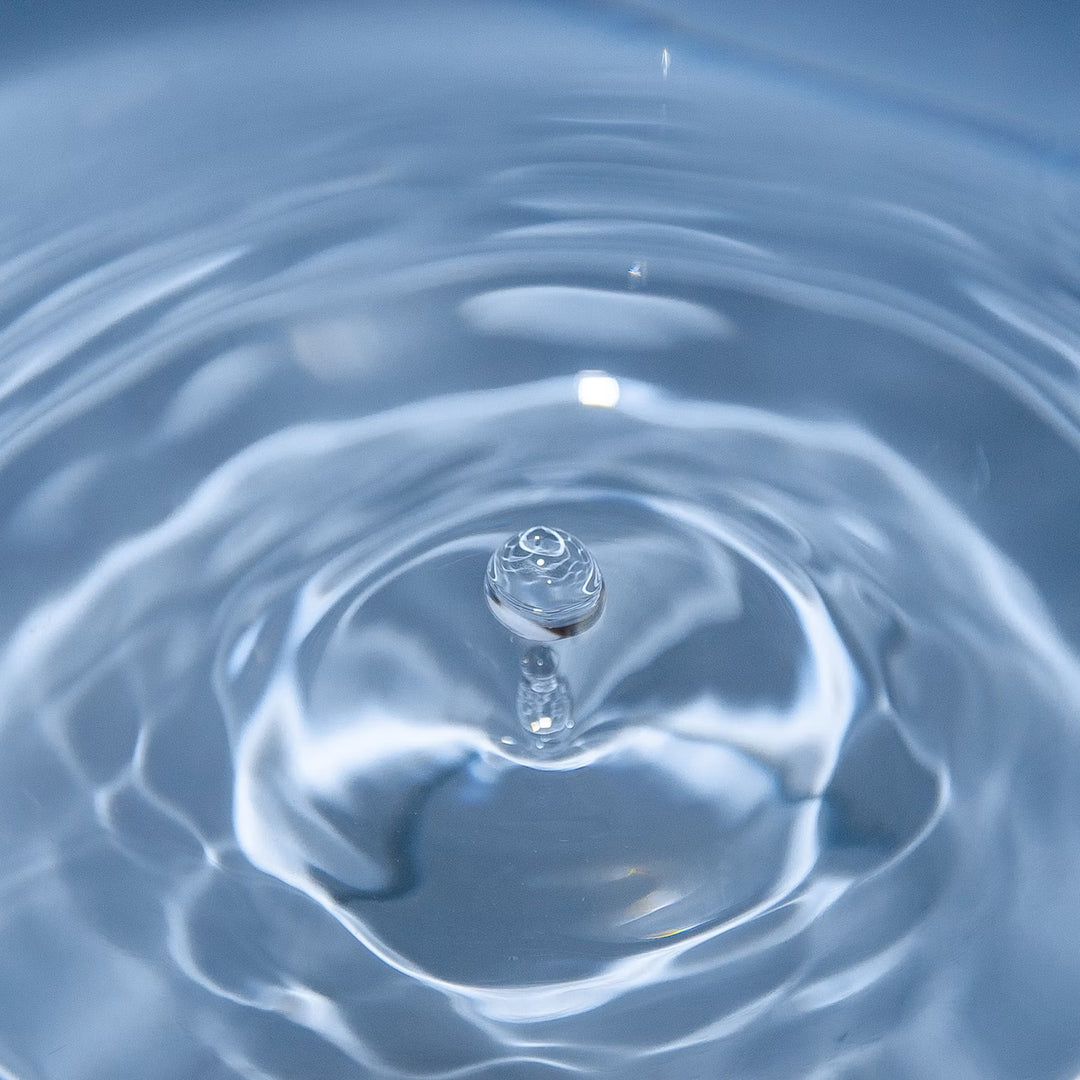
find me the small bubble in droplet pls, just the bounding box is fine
[486,525,604,640]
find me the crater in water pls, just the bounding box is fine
[2,5,1080,1079]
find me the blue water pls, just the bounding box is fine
[2,4,1080,1078]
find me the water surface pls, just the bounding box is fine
[2,4,1080,1078]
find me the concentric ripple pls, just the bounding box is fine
[3,367,1078,1076]
[2,4,1080,1079]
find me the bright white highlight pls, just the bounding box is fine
[576,371,621,408]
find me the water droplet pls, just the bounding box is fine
[486,526,604,640]
[521,643,558,683]
[517,645,573,737]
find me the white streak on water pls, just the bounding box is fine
[0,246,245,403]
[460,286,733,348]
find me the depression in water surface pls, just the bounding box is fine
[2,4,1080,1079]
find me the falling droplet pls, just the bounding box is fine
[486,526,604,641]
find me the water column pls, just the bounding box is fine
[485,526,604,742]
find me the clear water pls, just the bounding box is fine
[486,525,604,639]
[2,4,1080,1078]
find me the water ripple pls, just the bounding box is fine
[2,5,1080,1077]
[1,368,1075,1075]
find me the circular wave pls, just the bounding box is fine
[3,5,1080,1078]
[4,371,1077,1076]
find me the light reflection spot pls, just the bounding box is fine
[576,371,621,408]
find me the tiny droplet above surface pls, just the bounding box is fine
[485,525,604,640]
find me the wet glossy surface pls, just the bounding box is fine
[2,4,1080,1077]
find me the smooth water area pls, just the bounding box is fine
[2,4,1080,1078]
